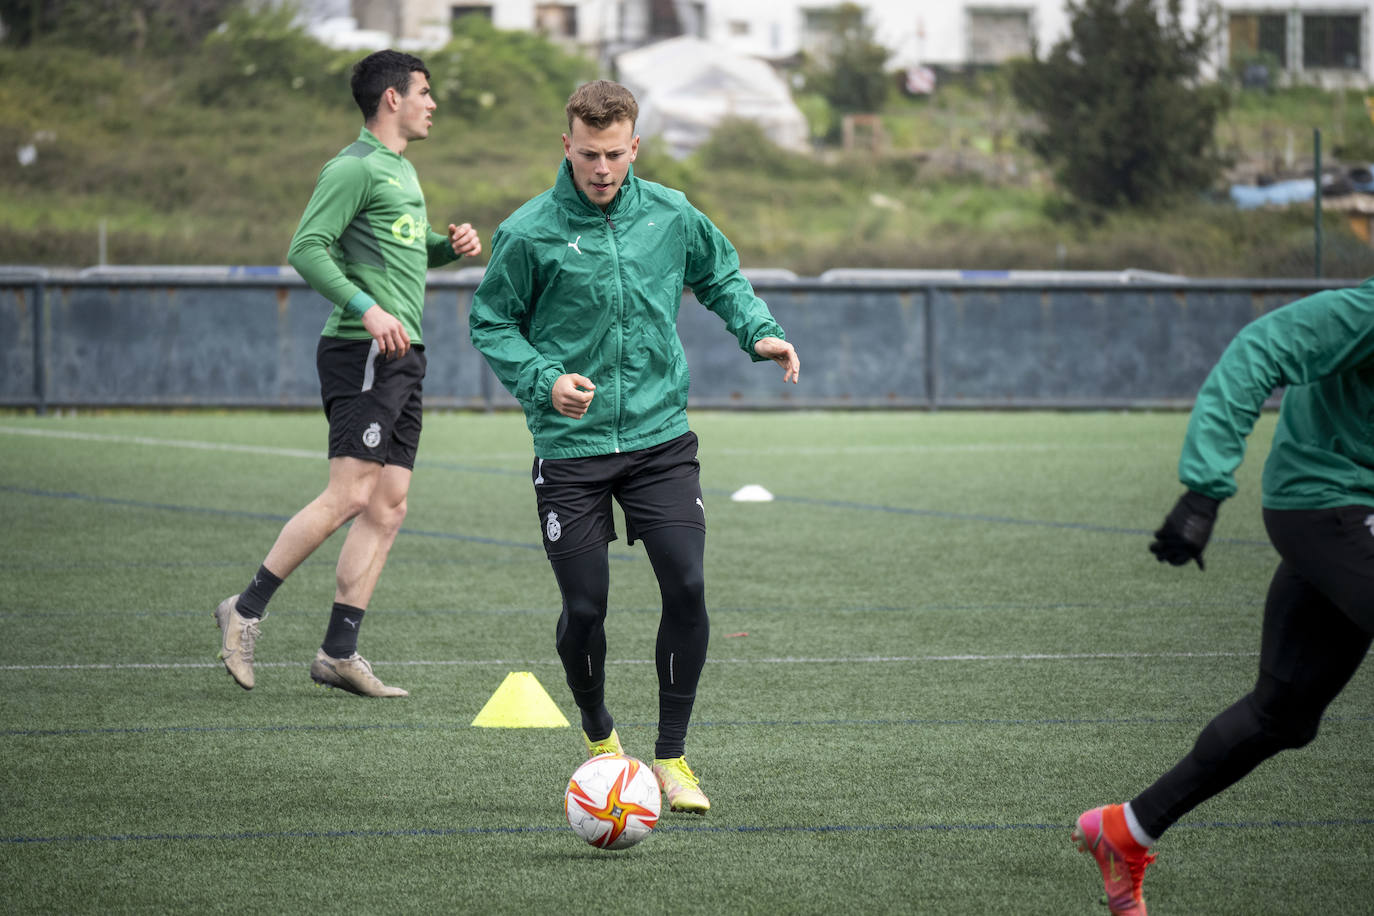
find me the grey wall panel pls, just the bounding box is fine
[414,284,516,409]
[0,285,36,404]
[39,284,319,406]
[932,287,1291,406]
[0,272,1353,410]
[682,287,929,407]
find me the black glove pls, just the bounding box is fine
[1149,490,1220,570]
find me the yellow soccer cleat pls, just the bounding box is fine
[652,756,710,814]
[582,728,623,758]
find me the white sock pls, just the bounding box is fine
[1122,802,1156,848]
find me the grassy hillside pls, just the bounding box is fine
[4,23,1374,278]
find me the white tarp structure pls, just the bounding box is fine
[615,36,809,160]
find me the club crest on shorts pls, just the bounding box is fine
[362,422,382,449]
[1365,514,1374,537]
[545,510,562,542]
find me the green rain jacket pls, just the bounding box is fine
[470,160,786,459]
[1179,278,1374,509]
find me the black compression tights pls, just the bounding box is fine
[1130,544,1373,839]
[551,526,709,759]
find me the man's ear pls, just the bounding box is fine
[382,86,401,113]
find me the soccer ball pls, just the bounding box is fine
[564,754,661,850]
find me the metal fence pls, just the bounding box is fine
[0,266,1356,413]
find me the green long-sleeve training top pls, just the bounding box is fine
[287,127,459,344]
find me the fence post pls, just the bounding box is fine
[923,284,938,411]
[31,279,47,416]
[1314,127,1323,280]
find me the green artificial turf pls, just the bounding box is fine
[1,410,1369,913]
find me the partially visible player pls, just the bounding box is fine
[469,80,798,813]
[1073,278,1374,914]
[213,49,481,696]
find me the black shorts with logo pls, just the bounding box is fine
[533,431,705,560]
[317,337,425,470]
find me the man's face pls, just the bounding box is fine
[563,117,638,209]
[396,72,435,141]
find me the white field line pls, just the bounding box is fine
[710,442,1170,456]
[0,425,1166,460]
[0,650,1257,673]
[0,426,322,460]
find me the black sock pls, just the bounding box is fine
[578,702,615,743]
[321,603,365,658]
[236,565,283,619]
[654,691,696,759]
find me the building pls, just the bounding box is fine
[329,1,1372,87]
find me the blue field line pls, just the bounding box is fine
[1,480,1269,547]
[0,484,543,553]
[7,714,1369,740]
[0,597,1253,621]
[0,484,644,559]
[5,817,1371,846]
[763,491,1270,547]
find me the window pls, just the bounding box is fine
[450,5,493,24]
[729,19,750,37]
[1303,14,1361,69]
[649,0,682,38]
[535,4,578,38]
[967,9,1032,65]
[1228,12,1287,68]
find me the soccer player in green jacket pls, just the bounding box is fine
[214,50,481,697]
[469,80,799,813]
[1073,279,1374,914]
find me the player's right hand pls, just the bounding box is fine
[361,305,410,358]
[1149,490,1220,570]
[552,373,595,419]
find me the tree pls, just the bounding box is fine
[1009,0,1228,210]
[801,3,891,114]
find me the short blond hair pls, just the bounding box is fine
[565,80,638,132]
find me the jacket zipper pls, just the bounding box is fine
[605,211,622,453]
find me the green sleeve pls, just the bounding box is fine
[469,229,565,412]
[286,157,376,316]
[683,204,785,359]
[426,227,461,268]
[1179,283,1374,499]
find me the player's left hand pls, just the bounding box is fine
[448,222,481,258]
[754,336,799,383]
[1149,490,1220,570]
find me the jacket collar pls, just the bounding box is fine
[554,157,636,219]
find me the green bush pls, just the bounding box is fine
[192,4,354,107]
[0,0,237,55]
[693,118,827,180]
[423,16,595,126]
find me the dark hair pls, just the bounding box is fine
[351,49,430,121]
[565,80,638,132]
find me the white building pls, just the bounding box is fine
[331,1,1371,86]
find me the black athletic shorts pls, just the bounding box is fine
[316,337,425,470]
[532,431,705,559]
[1263,504,1374,633]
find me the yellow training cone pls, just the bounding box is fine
[471,671,571,728]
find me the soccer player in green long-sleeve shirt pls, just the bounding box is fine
[1072,278,1374,914]
[213,50,481,697]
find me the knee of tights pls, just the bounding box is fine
[1249,689,1322,750]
